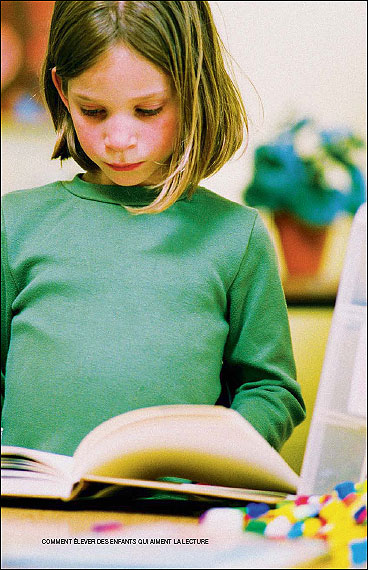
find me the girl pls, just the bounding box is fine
[1,1,305,456]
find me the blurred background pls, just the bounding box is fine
[1,1,367,472]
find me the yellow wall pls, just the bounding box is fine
[281,307,333,474]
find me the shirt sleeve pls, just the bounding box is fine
[221,212,306,451]
[1,206,18,409]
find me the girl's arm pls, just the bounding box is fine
[1,206,18,408]
[221,213,306,451]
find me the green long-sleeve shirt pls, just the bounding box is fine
[1,174,305,455]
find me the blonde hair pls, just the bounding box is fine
[41,1,248,214]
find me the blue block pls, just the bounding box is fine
[288,521,304,538]
[334,481,355,500]
[350,538,367,565]
[246,502,270,518]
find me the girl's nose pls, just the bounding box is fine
[104,117,138,151]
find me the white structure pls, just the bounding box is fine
[299,203,367,494]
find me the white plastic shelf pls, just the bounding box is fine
[298,203,367,495]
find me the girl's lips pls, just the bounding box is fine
[106,162,144,171]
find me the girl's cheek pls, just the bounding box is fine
[155,115,179,150]
[74,121,99,149]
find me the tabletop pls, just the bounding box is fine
[1,501,333,569]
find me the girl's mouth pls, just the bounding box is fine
[106,162,144,171]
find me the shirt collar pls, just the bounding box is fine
[61,174,181,207]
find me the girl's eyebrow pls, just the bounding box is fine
[73,90,170,103]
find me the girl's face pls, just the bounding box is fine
[52,43,179,186]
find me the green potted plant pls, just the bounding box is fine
[243,118,366,276]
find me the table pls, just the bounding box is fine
[1,501,333,569]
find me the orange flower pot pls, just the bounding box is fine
[274,212,328,276]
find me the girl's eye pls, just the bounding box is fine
[81,108,105,117]
[136,107,163,117]
[80,107,163,118]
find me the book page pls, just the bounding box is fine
[1,472,73,499]
[73,405,299,494]
[1,446,74,498]
[1,446,73,475]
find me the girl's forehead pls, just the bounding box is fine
[68,43,173,101]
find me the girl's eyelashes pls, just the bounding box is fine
[80,107,163,118]
[136,106,163,117]
[81,108,104,117]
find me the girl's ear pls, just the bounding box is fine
[51,67,69,110]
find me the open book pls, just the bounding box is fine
[1,405,299,504]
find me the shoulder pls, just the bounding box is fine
[187,185,271,244]
[1,180,74,249]
[1,180,68,216]
[2,180,66,210]
[192,185,257,218]
[180,186,275,278]
[190,189,281,284]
